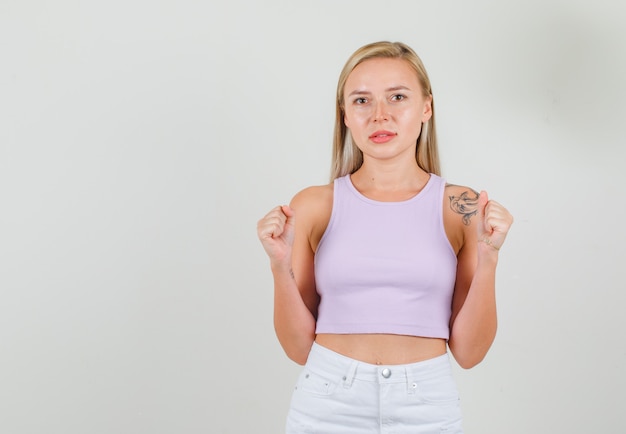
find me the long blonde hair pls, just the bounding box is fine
[330,41,440,180]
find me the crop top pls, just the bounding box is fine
[314,174,458,339]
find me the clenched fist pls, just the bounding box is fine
[476,191,513,251]
[257,205,296,266]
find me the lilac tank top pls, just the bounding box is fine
[314,174,458,339]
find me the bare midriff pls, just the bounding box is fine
[315,333,447,365]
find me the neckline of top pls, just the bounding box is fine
[344,173,436,205]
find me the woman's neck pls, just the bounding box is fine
[350,162,430,201]
[353,160,428,188]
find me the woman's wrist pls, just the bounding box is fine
[476,241,499,264]
[270,259,294,276]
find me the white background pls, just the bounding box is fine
[1,1,625,433]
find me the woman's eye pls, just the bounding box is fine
[391,94,406,101]
[354,97,368,104]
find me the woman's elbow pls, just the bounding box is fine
[449,341,490,369]
[454,353,485,369]
[276,332,314,365]
[285,349,309,365]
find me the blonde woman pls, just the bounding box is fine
[257,41,513,434]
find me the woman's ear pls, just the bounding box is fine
[422,95,433,122]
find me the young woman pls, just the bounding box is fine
[257,41,513,434]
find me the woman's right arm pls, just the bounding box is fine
[257,187,327,365]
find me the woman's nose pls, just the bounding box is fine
[373,101,389,122]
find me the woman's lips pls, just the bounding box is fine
[369,130,397,144]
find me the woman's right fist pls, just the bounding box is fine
[257,205,295,264]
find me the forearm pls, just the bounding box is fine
[449,247,498,369]
[271,264,317,365]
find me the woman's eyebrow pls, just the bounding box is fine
[386,85,412,92]
[347,85,412,97]
[347,89,371,97]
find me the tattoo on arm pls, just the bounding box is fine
[448,188,480,226]
[289,268,295,280]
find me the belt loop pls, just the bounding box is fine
[343,361,358,389]
[405,366,417,395]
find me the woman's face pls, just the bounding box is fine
[343,57,432,162]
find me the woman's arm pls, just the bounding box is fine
[446,189,513,369]
[257,187,330,365]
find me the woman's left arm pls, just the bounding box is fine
[448,190,513,369]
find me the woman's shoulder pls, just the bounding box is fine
[290,183,334,248]
[443,182,480,253]
[444,182,480,225]
[444,182,478,196]
[290,182,334,209]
